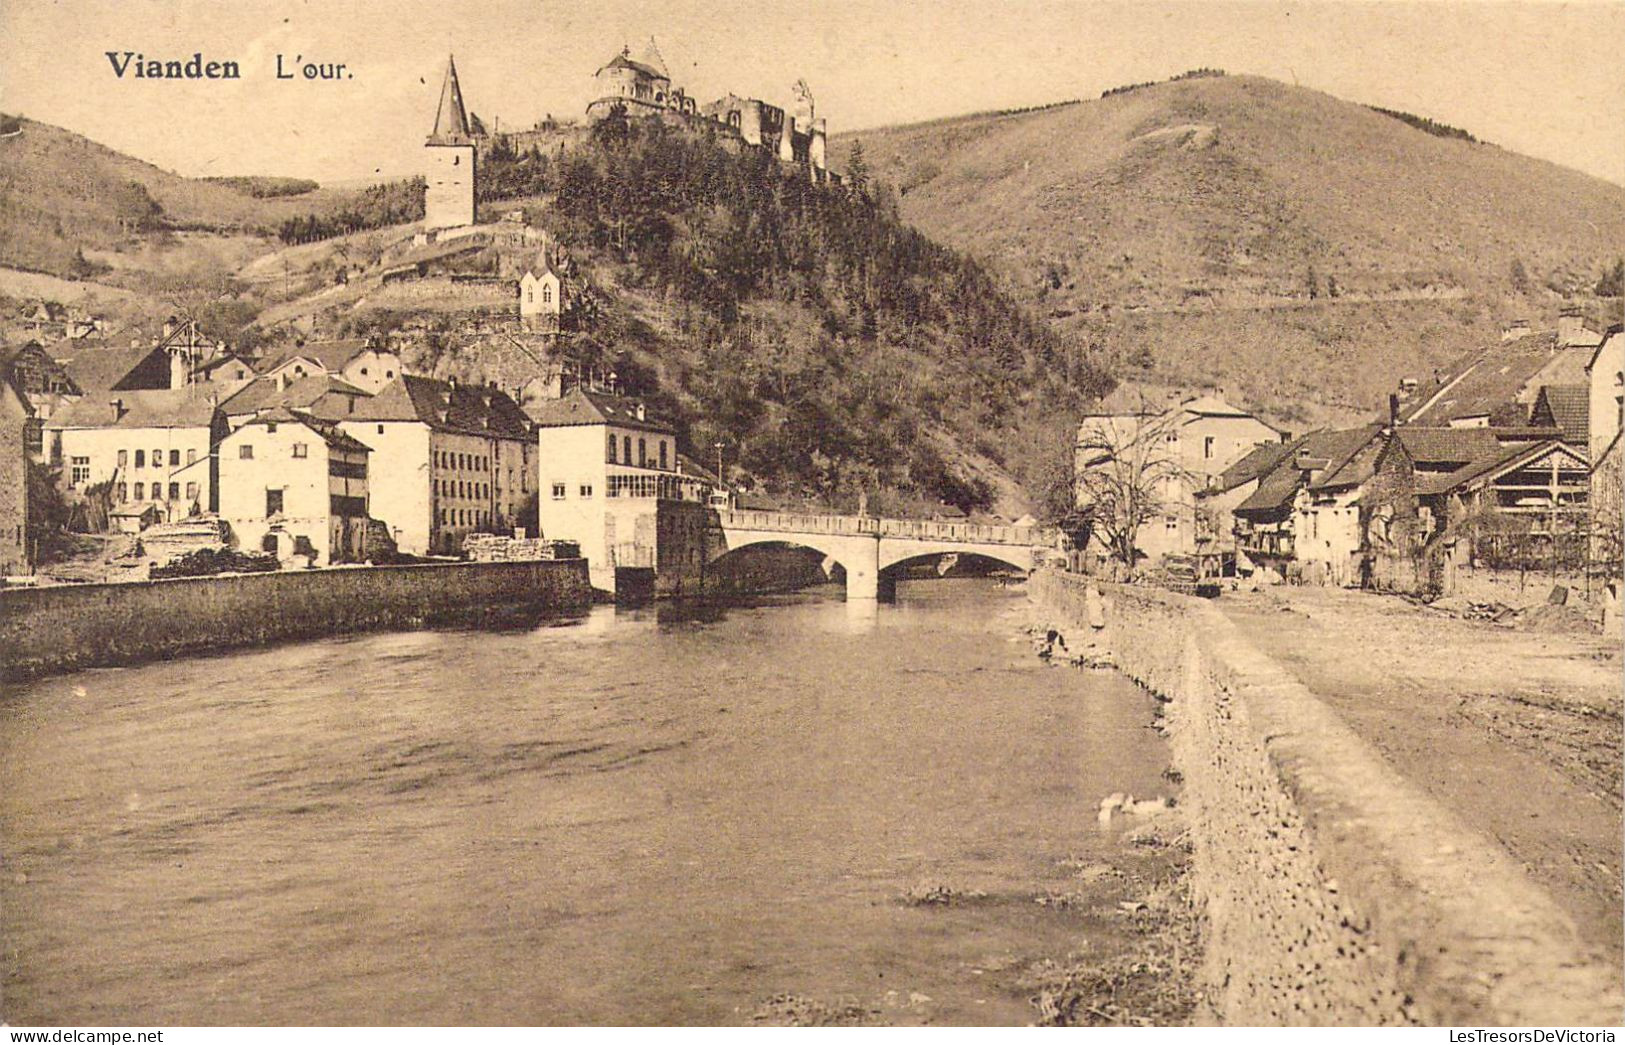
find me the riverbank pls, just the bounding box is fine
[1029,570,1623,1026]
[0,559,592,681]
[1219,584,1623,960]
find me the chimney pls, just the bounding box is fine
[1557,306,1585,347]
[1502,318,1532,342]
[110,398,126,423]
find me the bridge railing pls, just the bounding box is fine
[718,510,1043,547]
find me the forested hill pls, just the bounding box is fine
[480,117,1109,517]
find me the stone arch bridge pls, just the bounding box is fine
[712,510,1048,600]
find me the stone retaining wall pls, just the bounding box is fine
[0,559,593,682]
[1030,569,1622,1026]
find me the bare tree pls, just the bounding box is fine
[1074,402,1195,567]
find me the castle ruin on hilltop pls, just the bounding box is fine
[422,40,841,231]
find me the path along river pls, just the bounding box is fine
[1,578,1172,1025]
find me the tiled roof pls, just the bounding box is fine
[347,375,531,439]
[1401,333,1555,427]
[528,387,674,434]
[236,408,372,454]
[1392,427,1503,467]
[47,385,221,430]
[54,344,157,392]
[1416,439,1581,497]
[1306,425,1384,490]
[1234,426,1382,513]
[1213,438,1301,493]
[259,339,376,374]
[1529,384,1590,445]
[220,374,366,417]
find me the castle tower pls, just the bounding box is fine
[810,117,827,177]
[424,55,476,230]
[778,114,796,163]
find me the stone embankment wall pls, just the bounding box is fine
[1030,569,1622,1026]
[0,559,592,681]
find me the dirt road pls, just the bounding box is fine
[1218,585,1622,959]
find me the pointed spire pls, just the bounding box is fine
[427,55,472,145]
[637,36,669,79]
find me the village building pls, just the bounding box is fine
[1075,392,1282,566]
[1400,312,1603,432]
[1587,326,1623,464]
[217,409,371,565]
[255,339,404,396]
[530,387,710,593]
[333,375,535,556]
[518,255,564,331]
[1,340,82,458]
[219,372,371,428]
[424,56,477,231]
[43,384,228,524]
[0,379,30,574]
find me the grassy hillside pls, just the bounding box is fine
[839,74,1625,422]
[0,117,362,278]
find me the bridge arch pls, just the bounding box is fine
[877,543,1034,576]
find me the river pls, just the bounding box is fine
[0,578,1173,1026]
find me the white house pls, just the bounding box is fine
[530,387,708,592]
[518,258,563,331]
[1076,392,1283,565]
[217,408,371,566]
[43,385,227,522]
[335,375,535,556]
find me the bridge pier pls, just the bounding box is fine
[842,535,882,601]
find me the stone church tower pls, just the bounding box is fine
[424,56,476,230]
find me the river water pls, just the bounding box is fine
[1,579,1171,1026]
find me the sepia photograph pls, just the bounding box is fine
[0,0,1621,1031]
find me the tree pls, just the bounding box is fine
[1510,256,1531,294]
[1595,257,1624,298]
[1073,404,1194,567]
[847,140,869,194]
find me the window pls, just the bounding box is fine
[239,445,254,459]
[292,443,308,459]
[659,441,668,469]
[185,482,198,500]
[607,434,617,462]
[638,437,647,467]
[1204,436,1215,460]
[69,456,90,486]
[266,489,284,517]
[152,448,162,465]
[169,450,180,467]
[135,449,145,468]
[116,482,127,502]
[186,449,196,465]
[117,449,128,468]
[552,482,567,500]
[526,288,533,304]
[266,422,278,434]
[580,483,594,498]
[168,482,180,500]
[624,435,632,463]
[377,425,385,435]
[542,285,553,304]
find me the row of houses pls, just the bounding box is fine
[1076,312,1624,586]
[2,317,717,585]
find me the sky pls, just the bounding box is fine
[2,0,1622,185]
